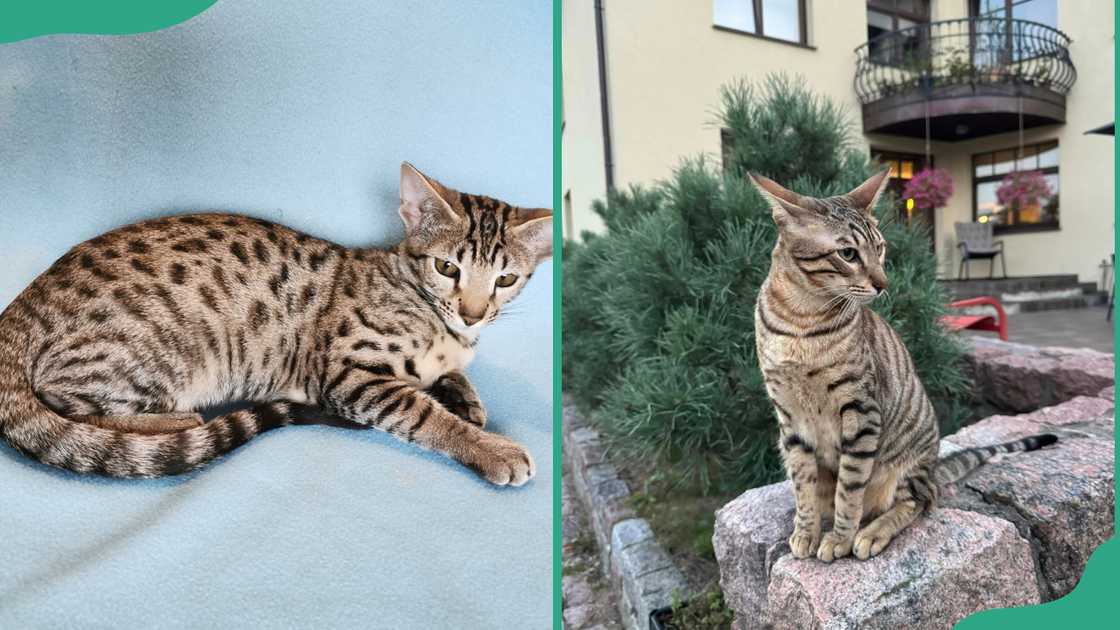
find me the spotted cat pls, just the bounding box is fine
[0,163,550,485]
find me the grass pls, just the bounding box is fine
[655,587,734,630]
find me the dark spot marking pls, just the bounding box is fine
[212,266,232,297]
[229,242,249,265]
[301,283,317,306]
[250,300,270,331]
[206,229,225,241]
[130,258,156,277]
[172,238,208,254]
[309,250,328,271]
[127,240,149,254]
[253,239,270,264]
[269,263,290,297]
[198,286,220,312]
[170,263,188,285]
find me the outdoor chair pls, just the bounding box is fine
[941,296,1008,341]
[955,222,1006,280]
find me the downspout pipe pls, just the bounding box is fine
[594,0,615,191]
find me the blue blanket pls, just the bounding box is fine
[0,272,553,629]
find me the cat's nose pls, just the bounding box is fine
[870,272,888,293]
[459,308,485,326]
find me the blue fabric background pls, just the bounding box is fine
[0,1,552,627]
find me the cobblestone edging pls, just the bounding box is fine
[563,398,690,630]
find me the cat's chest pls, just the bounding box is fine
[758,342,847,470]
[412,334,475,388]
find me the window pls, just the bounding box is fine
[973,140,1059,234]
[970,0,1058,65]
[866,0,930,65]
[713,0,807,45]
[972,0,1057,29]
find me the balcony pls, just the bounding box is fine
[854,17,1076,141]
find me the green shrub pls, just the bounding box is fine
[563,74,971,492]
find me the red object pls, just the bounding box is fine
[941,296,1008,341]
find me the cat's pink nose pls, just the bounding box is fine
[459,308,484,326]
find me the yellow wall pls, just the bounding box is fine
[561,0,608,238]
[562,0,1115,282]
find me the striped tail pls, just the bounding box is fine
[934,433,1058,486]
[0,328,295,478]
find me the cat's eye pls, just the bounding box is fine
[434,258,460,278]
[838,248,859,263]
[495,273,519,288]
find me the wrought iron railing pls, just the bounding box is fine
[854,17,1076,104]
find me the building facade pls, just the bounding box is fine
[562,0,1114,284]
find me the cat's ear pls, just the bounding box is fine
[509,207,553,264]
[748,173,815,229]
[846,167,892,219]
[399,162,463,232]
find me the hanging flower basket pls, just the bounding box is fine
[996,169,1052,209]
[902,167,954,210]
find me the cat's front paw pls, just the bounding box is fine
[459,404,487,428]
[816,531,854,563]
[853,524,893,560]
[788,526,820,559]
[467,432,535,487]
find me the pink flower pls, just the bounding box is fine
[902,168,954,209]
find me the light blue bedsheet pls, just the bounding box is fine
[0,0,552,626]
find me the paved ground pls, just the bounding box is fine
[562,470,624,630]
[967,306,1114,354]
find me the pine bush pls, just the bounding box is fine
[563,74,971,492]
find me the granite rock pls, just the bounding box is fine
[765,509,1039,630]
[965,338,1114,412]
[713,482,796,627]
[714,394,1114,628]
[945,397,1115,599]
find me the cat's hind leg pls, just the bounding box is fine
[71,412,204,434]
[852,464,937,560]
[38,389,204,434]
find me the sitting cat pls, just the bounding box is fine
[0,162,550,486]
[750,169,1055,561]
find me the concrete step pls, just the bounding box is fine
[1014,294,1105,313]
[941,275,1081,300]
